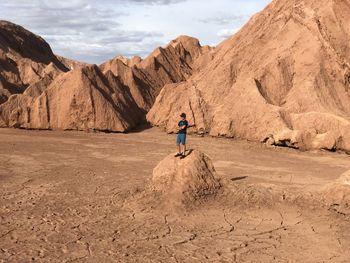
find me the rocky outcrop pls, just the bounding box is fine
[56,55,89,71]
[149,150,221,207]
[0,20,69,103]
[147,0,350,152]
[0,21,212,132]
[321,170,350,214]
[0,65,143,131]
[100,35,213,112]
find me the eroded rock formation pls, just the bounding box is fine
[0,21,69,104]
[0,19,211,132]
[147,0,350,152]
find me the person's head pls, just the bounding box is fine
[180,113,186,120]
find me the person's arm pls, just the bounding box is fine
[179,121,188,130]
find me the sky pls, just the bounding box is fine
[0,0,271,64]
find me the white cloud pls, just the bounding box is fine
[217,28,239,38]
[0,0,271,63]
[0,0,166,63]
[199,13,249,25]
[121,0,186,4]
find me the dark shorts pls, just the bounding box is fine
[176,133,186,145]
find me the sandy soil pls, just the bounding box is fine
[0,128,349,263]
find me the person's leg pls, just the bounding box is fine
[180,135,187,158]
[183,134,187,155]
[182,134,186,154]
[175,135,182,157]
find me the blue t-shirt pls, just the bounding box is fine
[178,120,188,134]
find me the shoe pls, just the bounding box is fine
[174,153,182,157]
[180,154,186,159]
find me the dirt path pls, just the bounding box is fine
[0,128,349,262]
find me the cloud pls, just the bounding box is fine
[199,13,249,25]
[0,0,186,7]
[0,0,167,63]
[217,28,239,38]
[122,0,186,4]
[0,0,269,63]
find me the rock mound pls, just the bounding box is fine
[322,171,350,212]
[147,0,350,153]
[149,150,221,207]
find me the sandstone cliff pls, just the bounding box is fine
[100,35,213,111]
[147,0,350,152]
[0,20,68,104]
[0,20,210,132]
[0,65,144,131]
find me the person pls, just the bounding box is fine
[175,113,189,159]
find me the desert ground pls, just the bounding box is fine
[0,128,350,263]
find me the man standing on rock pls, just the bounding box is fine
[175,113,189,159]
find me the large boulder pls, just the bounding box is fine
[149,150,221,207]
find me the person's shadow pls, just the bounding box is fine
[182,150,248,182]
[184,149,194,157]
[230,176,248,182]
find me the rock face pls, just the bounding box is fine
[0,20,211,132]
[56,55,89,71]
[0,65,143,131]
[150,150,221,206]
[0,20,68,104]
[147,0,350,152]
[100,36,212,112]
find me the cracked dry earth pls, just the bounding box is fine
[1,128,350,263]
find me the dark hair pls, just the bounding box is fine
[180,113,186,118]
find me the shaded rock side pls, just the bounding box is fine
[0,20,69,103]
[100,35,213,112]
